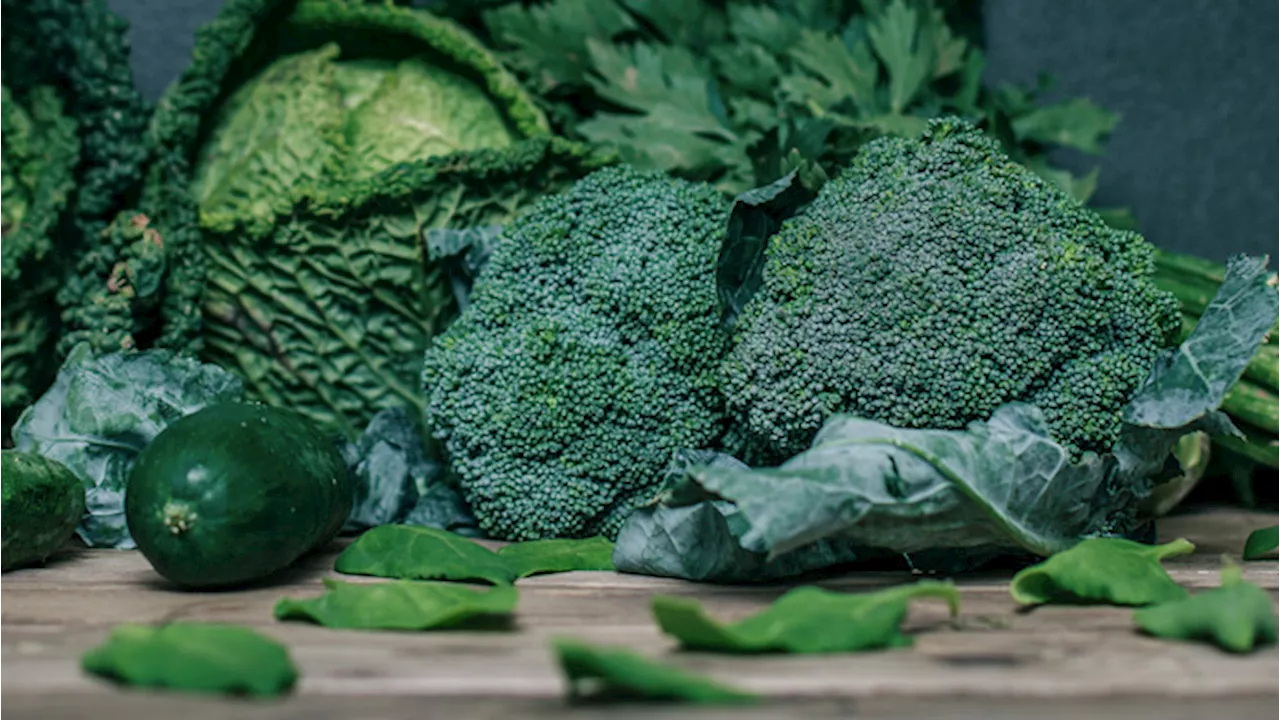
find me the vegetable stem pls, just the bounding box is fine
[1220,383,1279,435]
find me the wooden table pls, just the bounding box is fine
[3,506,1277,719]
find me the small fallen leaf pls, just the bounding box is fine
[1134,563,1278,653]
[653,581,959,653]
[552,638,756,704]
[81,622,297,697]
[274,579,518,630]
[335,525,614,584]
[1243,525,1278,561]
[1010,538,1194,607]
[497,536,616,579]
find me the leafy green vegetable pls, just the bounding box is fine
[1,0,149,431]
[274,578,517,630]
[1010,538,1193,607]
[339,405,477,536]
[613,254,1277,582]
[81,623,297,697]
[653,582,959,654]
[1243,525,1279,561]
[335,525,614,584]
[10,344,244,548]
[473,0,1119,199]
[58,0,611,439]
[552,638,757,704]
[1133,563,1278,653]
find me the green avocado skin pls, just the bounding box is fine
[2,451,86,572]
[125,402,352,589]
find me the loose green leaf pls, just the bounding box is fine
[10,344,244,548]
[1243,525,1279,560]
[81,623,297,697]
[1134,564,1278,653]
[274,579,517,630]
[552,638,756,704]
[653,581,959,653]
[1010,538,1194,607]
[1009,97,1119,155]
[497,536,616,579]
[335,524,614,584]
[865,0,935,113]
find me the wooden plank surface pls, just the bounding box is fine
[2,505,1277,719]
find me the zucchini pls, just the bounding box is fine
[125,403,351,588]
[2,450,86,572]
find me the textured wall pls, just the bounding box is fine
[107,0,1278,259]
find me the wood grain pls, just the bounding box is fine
[2,505,1277,719]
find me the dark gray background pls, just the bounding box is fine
[107,0,1278,260]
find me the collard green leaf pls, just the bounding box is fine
[1133,563,1278,653]
[613,256,1277,582]
[653,581,958,654]
[11,344,244,549]
[716,171,819,325]
[81,623,297,697]
[497,536,616,579]
[339,405,477,535]
[1010,538,1193,607]
[274,578,517,630]
[552,638,757,704]
[1243,525,1279,561]
[335,524,614,584]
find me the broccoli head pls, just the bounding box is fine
[722,117,1182,464]
[422,166,731,541]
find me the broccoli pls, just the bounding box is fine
[422,166,731,541]
[721,117,1183,464]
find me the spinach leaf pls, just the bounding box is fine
[335,525,614,584]
[11,344,244,548]
[653,581,958,653]
[340,406,477,536]
[1243,525,1279,561]
[274,579,517,630]
[613,256,1277,582]
[1010,538,1193,607]
[1133,563,1278,653]
[81,622,296,697]
[552,638,757,704]
[497,536,616,579]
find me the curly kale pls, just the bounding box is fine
[1,0,149,428]
[422,166,732,540]
[56,0,610,437]
[722,117,1182,464]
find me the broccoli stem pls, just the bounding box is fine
[1211,429,1279,470]
[1153,247,1227,286]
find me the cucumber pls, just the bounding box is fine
[2,451,86,572]
[125,402,351,588]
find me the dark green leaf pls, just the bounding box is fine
[81,623,297,697]
[339,406,477,535]
[786,29,879,114]
[11,344,244,549]
[497,536,616,579]
[1124,255,1280,429]
[274,579,517,630]
[424,225,504,313]
[553,638,757,704]
[717,171,819,325]
[1133,564,1278,652]
[483,0,638,92]
[653,581,958,653]
[1010,538,1194,607]
[1009,97,1119,155]
[335,525,614,584]
[1243,525,1279,561]
[865,0,934,113]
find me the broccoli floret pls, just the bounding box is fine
[422,166,731,540]
[722,117,1182,464]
